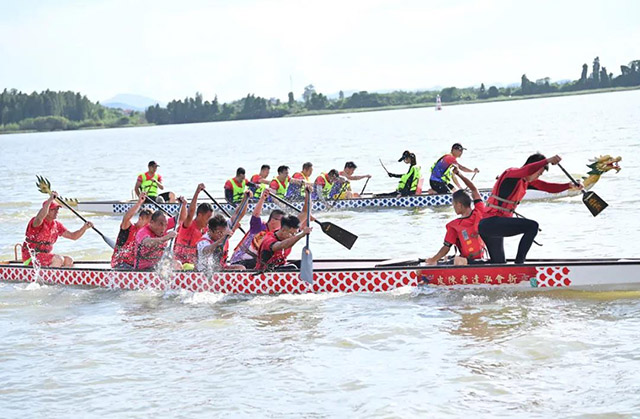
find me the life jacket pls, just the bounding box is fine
[318,173,334,199]
[485,170,527,217]
[233,228,269,260]
[197,234,229,271]
[272,177,289,198]
[227,178,247,203]
[289,172,310,197]
[174,221,206,265]
[135,225,168,270]
[430,155,455,183]
[398,165,421,193]
[256,231,292,270]
[139,172,160,197]
[110,224,141,267]
[449,219,485,259]
[22,218,66,262]
[250,174,267,197]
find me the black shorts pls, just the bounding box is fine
[429,180,452,194]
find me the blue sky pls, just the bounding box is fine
[0,0,638,103]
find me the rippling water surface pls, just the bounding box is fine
[1,90,640,417]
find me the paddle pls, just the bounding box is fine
[269,193,358,250]
[201,189,247,234]
[300,191,313,284]
[557,163,608,216]
[360,177,371,195]
[143,195,173,217]
[36,176,116,249]
[379,158,391,175]
[219,191,251,253]
[157,201,184,273]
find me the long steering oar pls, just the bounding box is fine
[270,193,357,250]
[557,163,608,216]
[36,176,115,249]
[201,189,247,234]
[300,191,313,284]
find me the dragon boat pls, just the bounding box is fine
[54,156,621,215]
[1,258,639,294]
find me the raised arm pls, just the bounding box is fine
[121,193,147,229]
[252,188,269,217]
[453,168,480,201]
[33,192,58,228]
[184,184,205,228]
[271,226,312,252]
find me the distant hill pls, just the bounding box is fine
[102,94,164,111]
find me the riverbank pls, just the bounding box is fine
[1,85,638,135]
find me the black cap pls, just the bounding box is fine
[148,160,159,167]
[345,161,357,169]
[398,150,411,162]
[452,143,466,151]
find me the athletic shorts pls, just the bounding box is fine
[429,180,452,194]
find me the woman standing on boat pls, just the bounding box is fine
[375,150,421,197]
[478,153,581,264]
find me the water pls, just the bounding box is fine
[1,90,640,416]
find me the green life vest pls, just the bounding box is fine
[139,172,160,197]
[397,165,421,192]
[252,175,267,197]
[294,172,311,196]
[228,178,247,203]
[319,173,334,198]
[273,177,289,198]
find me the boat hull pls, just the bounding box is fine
[73,188,574,215]
[1,259,638,294]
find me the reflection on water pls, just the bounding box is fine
[1,91,640,416]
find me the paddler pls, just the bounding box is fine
[478,153,582,264]
[134,196,187,270]
[425,168,486,265]
[111,192,152,269]
[427,143,478,194]
[256,212,313,272]
[269,165,305,199]
[287,162,314,199]
[196,214,246,271]
[338,161,371,198]
[314,169,346,200]
[21,192,94,268]
[229,187,312,269]
[135,160,176,203]
[248,164,271,197]
[174,183,213,266]
[375,150,422,197]
[224,167,247,204]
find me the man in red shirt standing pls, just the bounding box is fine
[426,168,485,265]
[22,192,94,267]
[479,153,582,264]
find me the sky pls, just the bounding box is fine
[0,0,638,104]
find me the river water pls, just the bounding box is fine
[1,90,639,417]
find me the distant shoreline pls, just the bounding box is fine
[2,86,638,135]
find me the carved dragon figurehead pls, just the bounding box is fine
[582,155,622,190]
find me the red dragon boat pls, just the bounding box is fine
[1,258,639,294]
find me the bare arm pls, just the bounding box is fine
[61,222,93,240]
[456,164,477,174]
[134,179,142,197]
[426,245,451,265]
[184,184,205,228]
[141,231,177,247]
[453,168,481,201]
[121,193,147,229]
[271,227,312,252]
[200,231,231,255]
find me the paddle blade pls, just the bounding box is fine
[300,246,313,284]
[103,235,116,250]
[583,191,608,217]
[319,221,357,249]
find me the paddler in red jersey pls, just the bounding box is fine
[478,153,582,264]
[196,214,246,271]
[426,168,486,265]
[22,192,94,268]
[287,162,314,199]
[256,215,313,271]
[111,193,152,269]
[174,183,213,266]
[134,197,187,271]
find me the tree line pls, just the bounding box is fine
[0,89,143,133]
[1,56,639,133]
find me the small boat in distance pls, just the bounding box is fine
[436,94,442,110]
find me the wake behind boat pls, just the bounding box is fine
[1,258,639,293]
